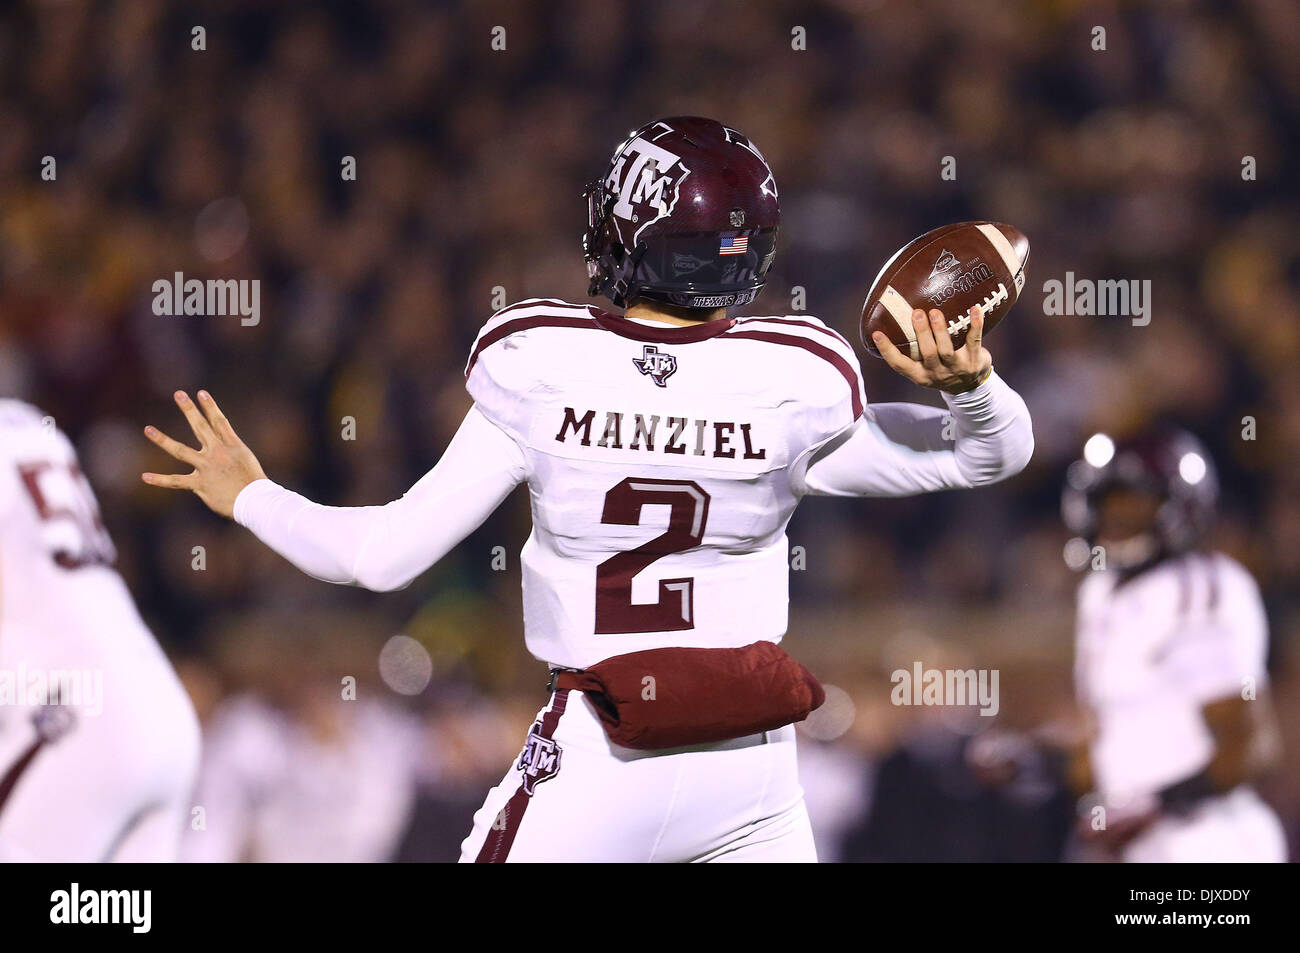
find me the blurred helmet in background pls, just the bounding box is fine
[1062,427,1219,569]
[583,116,779,310]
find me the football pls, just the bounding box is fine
[860,221,1030,359]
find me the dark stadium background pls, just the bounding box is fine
[1,0,1296,860]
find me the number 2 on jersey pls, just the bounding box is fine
[594,478,711,634]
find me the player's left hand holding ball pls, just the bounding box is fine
[142,390,266,518]
[872,304,993,395]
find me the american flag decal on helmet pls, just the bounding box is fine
[719,236,748,256]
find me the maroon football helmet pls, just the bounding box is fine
[583,117,780,310]
[1062,427,1219,565]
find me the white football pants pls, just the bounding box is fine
[0,627,200,863]
[460,689,816,862]
[1123,786,1287,862]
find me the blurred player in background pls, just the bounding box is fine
[1061,428,1286,862]
[180,675,423,863]
[142,117,1033,862]
[0,401,199,862]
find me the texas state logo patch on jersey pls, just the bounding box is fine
[632,344,677,387]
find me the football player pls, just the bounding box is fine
[142,117,1034,862]
[0,400,200,861]
[1062,428,1286,861]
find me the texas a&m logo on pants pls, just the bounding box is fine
[517,720,563,795]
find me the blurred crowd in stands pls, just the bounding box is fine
[1,0,1296,860]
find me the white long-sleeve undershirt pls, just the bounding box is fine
[233,405,526,591]
[794,369,1034,497]
[234,371,1033,591]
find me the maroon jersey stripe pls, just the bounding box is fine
[475,689,570,863]
[0,736,46,816]
[490,298,576,320]
[734,316,853,351]
[725,328,865,419]
[464,314,596,379]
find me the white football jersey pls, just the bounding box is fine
[1074,551,1268,802]
[466,299,865,669]
[0,400,129,637]
[0,400,199,860]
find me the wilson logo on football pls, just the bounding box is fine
[931,260,995,305]
[605,130,690,244]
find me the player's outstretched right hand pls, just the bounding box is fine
[142,390,267,519]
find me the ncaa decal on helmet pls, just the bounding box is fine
[583,117,780,310]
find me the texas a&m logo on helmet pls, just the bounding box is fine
[604,123,691,247]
